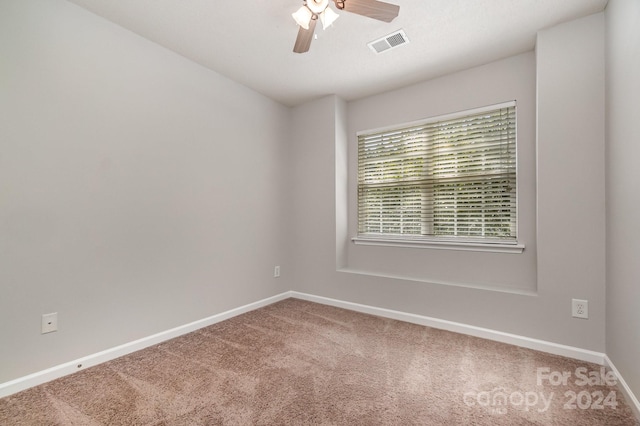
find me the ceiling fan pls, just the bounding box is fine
[292,0,400,53]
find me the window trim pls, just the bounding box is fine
[352,235,525,254]
[354,101,523,252]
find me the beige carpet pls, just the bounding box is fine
[0,298,638,425]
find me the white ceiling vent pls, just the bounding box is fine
[367,29,410,54]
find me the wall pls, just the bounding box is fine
[605,0,640,401]
[0,0,615,392]
[0,0,291,383]
[346,53,537,293]
[535,13,606,350]
[291,13,606,351]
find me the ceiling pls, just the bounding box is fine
[65,0,608,107]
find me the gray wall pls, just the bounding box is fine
[0,0,291,383]
[605,0,640,401]
[291,13,606,351]
[345,53,537,293]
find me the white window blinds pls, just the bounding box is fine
[357,102,517,243]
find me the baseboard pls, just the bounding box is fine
[0,292,291,399]
[290,291,607,365]
[3,289,635,414]
[604,355,640,420]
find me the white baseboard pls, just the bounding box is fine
[3,289,637,422]
[0,292,291,399]
[290,292,607,365]
[604,355,640,420]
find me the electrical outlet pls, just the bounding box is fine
[572,299,588,319]
[274,265,280,278]
[42,313,58,334]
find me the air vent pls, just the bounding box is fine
[367,29,409,54]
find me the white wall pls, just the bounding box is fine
[291,13,606,351]
[0,0,291,383]
[605,0,640,401]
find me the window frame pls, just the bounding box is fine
[352,101,524,254]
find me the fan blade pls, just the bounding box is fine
[293,19,317,53]
[335,0,399,22]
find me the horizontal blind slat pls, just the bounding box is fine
[358,104,516,240]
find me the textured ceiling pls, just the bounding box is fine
[65,0,608,106]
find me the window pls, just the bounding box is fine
[356,102,518,248]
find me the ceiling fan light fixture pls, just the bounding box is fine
[306,0,330,15]
[292,6,313,29]
[320,7,339,30]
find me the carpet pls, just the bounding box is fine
[0,298,638,425]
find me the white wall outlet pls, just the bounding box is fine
[572,299,589,319]
[41,312,58,334]
[274,265,280,278]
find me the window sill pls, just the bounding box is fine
[351,236,525,254]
